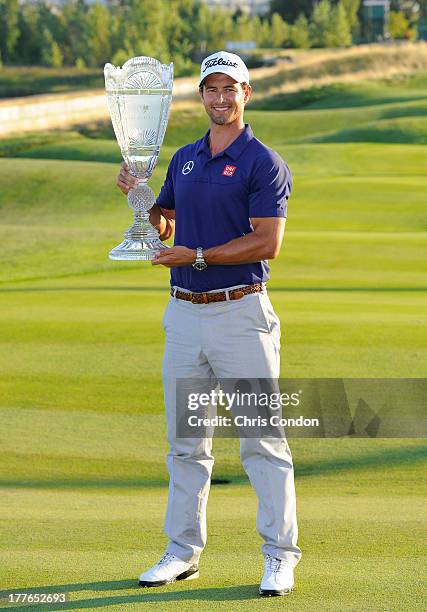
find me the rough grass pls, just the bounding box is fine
[1,43,426,101]
[0,66,102,98]
[250,42,427,99]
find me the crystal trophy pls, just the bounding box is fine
[104,56,173,260]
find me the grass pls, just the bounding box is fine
[0,66,103,98]
[0,446,425,610]
[249,43,427,96]
[2,72,427,159]
[1,43,426,100]
[251,75,427,111]
[0,75,426,610]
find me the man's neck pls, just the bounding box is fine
[208,121,245,157]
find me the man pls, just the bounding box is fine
[117,51,301,597]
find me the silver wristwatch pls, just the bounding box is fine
[192,247,207,271]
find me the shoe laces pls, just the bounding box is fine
[158,552,175,566]
[265,554,284,574]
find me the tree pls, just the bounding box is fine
[62,0,91,67]
[109,1,133,62]
[40,27,63,67]
[330,2,352,46]
[15,2,42,65]
[252,15,269,48]
[341,0,361,33]
[234,12,256,41]
[389,1,422,39]
[163,0,198,75]
[290,13,311,48]
[112,0,168,61]
[189,1,207,53]
[87,3,111,66]
[270,12,290,48]
[272,0,356,47]
[389,10,412,38]
[310,0,333,46]
[0,0,20,63]
[270,0,315,24]
[196,5,233,51]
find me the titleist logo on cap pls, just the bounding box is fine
[202,57,238,73]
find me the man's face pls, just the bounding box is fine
[199,73,252,126]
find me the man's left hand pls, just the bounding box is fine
[152,246,196,268]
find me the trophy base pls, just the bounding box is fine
[109,237,168,261]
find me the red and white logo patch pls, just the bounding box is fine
[222,164,237,177]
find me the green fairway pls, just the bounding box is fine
[0,77,426,610]
[0,449,425,611]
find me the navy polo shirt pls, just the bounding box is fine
[157,124,292,292]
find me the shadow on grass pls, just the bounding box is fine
[0,477,234,489]
[311,127,427,145]
[0,478,169,489]
[250,89,427,112]
[13,149,121,164]
[0,582,260,610]
[0,443,425,490]
[296,443,427,477]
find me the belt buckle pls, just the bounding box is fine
[231,290,245,300]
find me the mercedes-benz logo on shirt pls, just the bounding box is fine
[182,160,194,175]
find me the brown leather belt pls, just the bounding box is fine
[171,283,264,304]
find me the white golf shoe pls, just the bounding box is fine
[259,554,294,596]
[138,552,199,587]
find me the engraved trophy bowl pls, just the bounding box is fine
[104,56,173,260]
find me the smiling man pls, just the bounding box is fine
[117,51,301,597]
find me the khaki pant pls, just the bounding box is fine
[161,286,301,567]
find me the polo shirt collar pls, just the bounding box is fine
[196,124,254,160]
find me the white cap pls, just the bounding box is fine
[199,51,250,86]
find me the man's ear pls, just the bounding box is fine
[244,84,252,105]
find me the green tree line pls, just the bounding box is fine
[271,0,425,41]
[0,0,423,72]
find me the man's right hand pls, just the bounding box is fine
[116,161,138,195]
[116,161,175,241]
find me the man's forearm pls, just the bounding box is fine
[149,205,175,241]
[204,232,273,265]
[152,218,284,268]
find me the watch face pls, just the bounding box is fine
[193,261,207,271]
